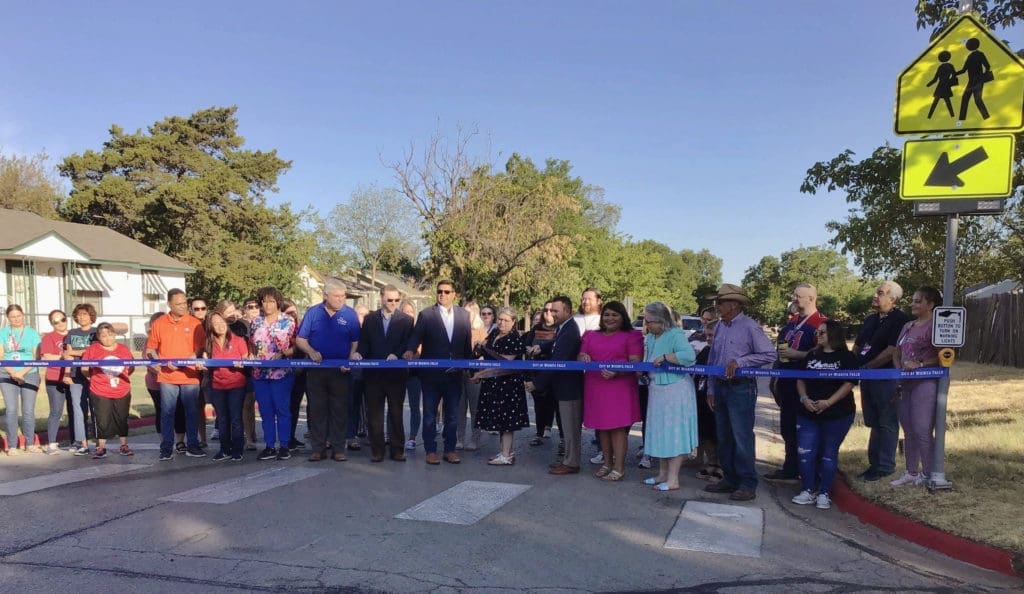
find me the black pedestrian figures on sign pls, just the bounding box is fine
[925,50,958,118]
[957,37,993,120]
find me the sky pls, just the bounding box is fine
[3,1,1014,283]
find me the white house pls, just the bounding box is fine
[0,208,194,343]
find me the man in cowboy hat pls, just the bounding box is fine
[703,283,776,501]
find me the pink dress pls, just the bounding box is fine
[581,330,644,429]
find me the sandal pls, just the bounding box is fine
[655,482,680,491]
[594,465,611,478]
[601,469,624,482]
[487,453,515,465]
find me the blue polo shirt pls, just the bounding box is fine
[297,302,360,359]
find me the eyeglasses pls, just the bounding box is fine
[245,305,259,310]
[437,289,453,295]
[191,307,207,312]
[385,299,401,303]
[51,317,67,324]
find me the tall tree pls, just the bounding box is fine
[59,106,313,299]
[0,150,63,218]
[317,185,422,284]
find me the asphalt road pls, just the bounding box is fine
[1,391,1020,593]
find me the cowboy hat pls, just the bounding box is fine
[715,283,751,305]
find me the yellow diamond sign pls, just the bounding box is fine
[901,135,1015,199]
[895,15,1024,135]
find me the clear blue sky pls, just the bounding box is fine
[4,1,1006,283]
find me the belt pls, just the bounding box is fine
[719,377,754,386]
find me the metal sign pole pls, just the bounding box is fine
[929,214,958,491]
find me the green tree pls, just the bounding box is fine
[58,106,313,300]
[316,185,422,284]
[0,150,63,218]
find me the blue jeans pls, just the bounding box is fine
[45,383,70,445]
[253,375,295,449]
[797,412,854,495]
[420,375,462,454]
[860,379,899,474]
[160,383,200,455]
[713,379,758,490]
[208,386,245,456]
[68,379,93,443]
[407,376,422,441]
[1,372,39,448]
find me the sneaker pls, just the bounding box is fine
[198,441,208,450]
[455,441,464,451]
[91,448,108,459]
[638,454,652,469]
[46,443,63,455]
[405,439,416,451]
[73,446,90,456]
[230,454,243,461]
[212,452,229,462]
[159,451,174,461]
[791,490,817,505]
[175,442,186,454]
[258,447,278,460]
[185,447,207,458]
[277,448,291,460]
[118,445,134,456]
[816,493,832,509]
[863,469,893,482]
[26,445,44,454]
[590,452,605,465]
[288,439,305,451]
[346,440,361,451]
[889,470,923,487]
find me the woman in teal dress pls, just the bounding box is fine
[641,301,698,491]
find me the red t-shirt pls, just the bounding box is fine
[210,335,249,390]
[40,331,68,383]
[82,343,134,399]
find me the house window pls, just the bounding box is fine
[73,290,104,316]
[141,270,167,314]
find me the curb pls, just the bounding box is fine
[832,474,1021,578]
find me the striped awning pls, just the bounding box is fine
[74,265,113,293]
[141,270,168,296]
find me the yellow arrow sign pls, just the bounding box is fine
[895,15,1024,135]
[901,135,1015,199]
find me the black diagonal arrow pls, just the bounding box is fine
[925,146,988,187]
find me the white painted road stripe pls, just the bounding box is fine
[665,501,763,558]
[395,480,531,525]
[0,464,151,496]
[159,466,328,504]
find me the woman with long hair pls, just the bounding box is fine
[63,303,98,455]
[1,304,42,454]
[400,299,423,451]
[891,286,943,487]
[200,306,250,461]
[577,301,643,481]
[791,320,858,510]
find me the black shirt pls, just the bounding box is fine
[801,349,858,421]
[854,308,909,368]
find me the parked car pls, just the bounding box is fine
[632,314,703,338]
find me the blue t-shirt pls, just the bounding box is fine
[1,325,42,373]
[296,302,360,360]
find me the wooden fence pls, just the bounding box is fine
[961,292,1024,368]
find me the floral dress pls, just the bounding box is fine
[250,315,295,380]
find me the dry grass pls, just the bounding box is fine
[760,361,1024,554]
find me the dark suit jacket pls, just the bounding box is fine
[358,309,414,381]
[533,320,583,401]
[406,304,473,381]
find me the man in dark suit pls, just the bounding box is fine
[530,295,584,475]
[357,285,414,462]
[403,280,473,465]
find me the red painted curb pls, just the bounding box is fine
[832,474,1020,577]
[2,415,157,450]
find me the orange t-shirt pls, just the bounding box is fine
[145,313,206,384]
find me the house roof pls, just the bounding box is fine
[0,208,193,272]
[354,269,430,297]
[963,279,1023,299]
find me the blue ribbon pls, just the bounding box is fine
[2,358,947,380]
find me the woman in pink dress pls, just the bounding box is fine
[577,301,643,481]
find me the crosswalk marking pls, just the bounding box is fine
[0,464,151,496]
[159,466,328,504]
[395,480,531,525]
[664,501,763,558]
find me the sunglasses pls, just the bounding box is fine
[245,305,259,309]
[51,317,67,324]
[437,289,453,295]
[192,307,207,312]
[385,299,401,303]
